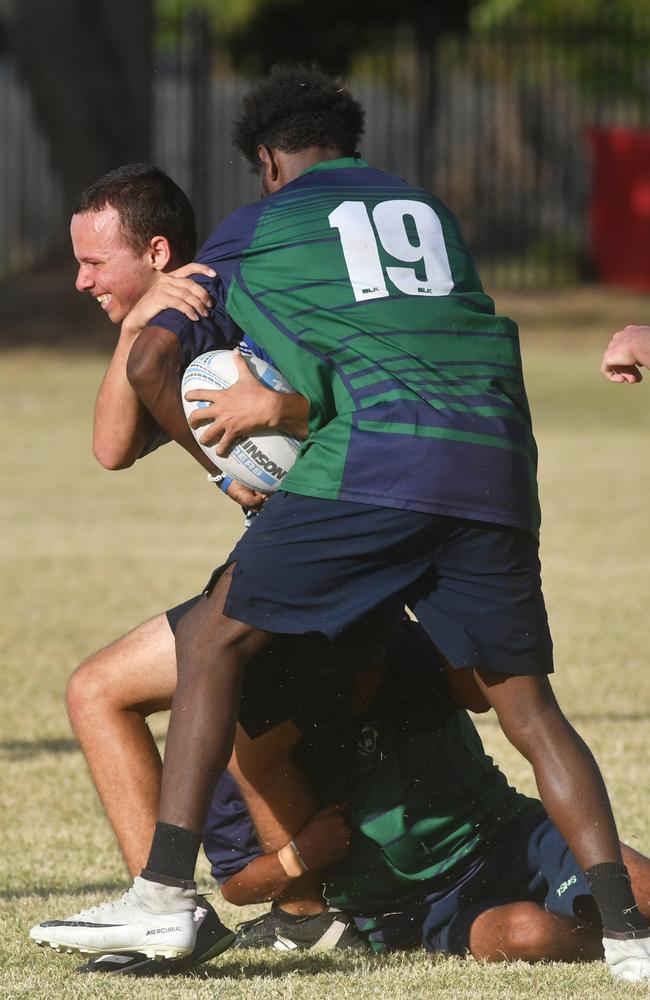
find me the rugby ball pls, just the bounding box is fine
[181,350,301,493]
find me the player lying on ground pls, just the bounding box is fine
[601,324,650,383]
[38,613,650,971]
[206,618,650,963]
[37,65,650,982]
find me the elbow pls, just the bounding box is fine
[219,878,264,907]
[92,438,136,471]
[219,880,239,905]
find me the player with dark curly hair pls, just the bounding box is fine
[33,65,650,983]
[231,64,365,167]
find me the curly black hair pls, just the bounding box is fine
[232,64,365,170]
[74,164,197,264]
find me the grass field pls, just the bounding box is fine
[2,287,650,999]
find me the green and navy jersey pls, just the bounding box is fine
[154,158,540,535]
[204,622,541,915]
[300,624,541,916]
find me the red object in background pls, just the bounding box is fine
[587,127,650,291]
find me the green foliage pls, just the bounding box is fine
[465,0,650,113]
[155,0,471,72]
[156,0,256,33]
[471,0,650,30]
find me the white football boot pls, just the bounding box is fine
[29,875,199,959]
[603,931,650,982]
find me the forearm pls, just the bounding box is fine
[93,325,156,469]
[186,358,310,454]
[228,724,333,912]
[126,325,219,476]
[231,722,317,852]
[219,799,350,909]
[220,852,297,906]
[221,727,351,909]
[273,392,309,440]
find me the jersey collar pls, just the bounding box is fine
[301,156,368,176]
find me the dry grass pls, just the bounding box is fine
[2,286,650,999]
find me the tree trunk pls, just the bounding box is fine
[5,0,153,211]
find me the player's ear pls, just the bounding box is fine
[257,144,279,185]
[148,235,172,271]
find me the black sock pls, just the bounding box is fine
[585,862,647,935]
[145,821,202,883]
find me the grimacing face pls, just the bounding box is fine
[70,207,159,325]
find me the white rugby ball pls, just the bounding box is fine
[181,350,301,493]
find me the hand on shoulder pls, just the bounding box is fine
[122,262,217,337]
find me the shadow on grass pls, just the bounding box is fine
[135,951,374,982]
[0,738,79,760]
[1,882,127,901]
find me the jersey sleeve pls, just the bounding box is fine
[149,200,268,372]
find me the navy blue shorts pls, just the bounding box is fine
[165,591,400,738]
[166,595,202,633]
[220,493,553,676]
[355,811,596,954]
[421,811,596,956]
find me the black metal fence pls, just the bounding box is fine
[2,11,649,289]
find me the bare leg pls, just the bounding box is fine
[468,845,650,963]
[66,614,176,875]
[163,567,274,832]
[165,565,339,921]
[622,844,650,920]
[474,671,622,870]
[69,585,331,914]
[468,902,603,962]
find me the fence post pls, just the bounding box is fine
[188,9,212,235]
[415,30,438,191]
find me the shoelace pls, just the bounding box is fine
[234,912,273,934]
[235,908,332,936]
[69,886,139,921]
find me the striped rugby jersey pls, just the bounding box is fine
[153,158,540,535]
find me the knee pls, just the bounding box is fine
[66,652,118,730]
[470,903,552,963]
[480,674,568,757]
[498,905,554,962]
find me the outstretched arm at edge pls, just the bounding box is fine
[601,325,650,383]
